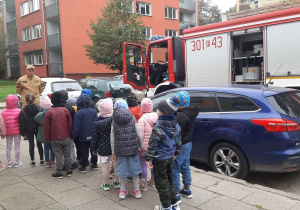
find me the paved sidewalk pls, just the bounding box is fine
[1,139,300,210]
[0,102,5,110]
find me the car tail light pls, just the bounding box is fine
[251,118,300,132]
[103,91,112,97]
[47,93,52,99]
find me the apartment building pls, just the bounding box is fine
[236,0,282,11]
[179,0,198,35]
[3,0,182,80]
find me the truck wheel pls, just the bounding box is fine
[210,142,249,179]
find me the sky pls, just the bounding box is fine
[209,0,237,12]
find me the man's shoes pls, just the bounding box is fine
[72,162,78,170]
[67,171,73,177]
[90,164,98,171]
[179,188,192,199]
[172,204,180,210]
[113,182,120,189]
[101,183,110,191]
[78,166,86,173]
[30,161,36,167]
[52,172,63,179]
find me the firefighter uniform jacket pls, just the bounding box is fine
[16,75,45,107]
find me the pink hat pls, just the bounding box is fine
[141,98,153,113]
[41,97,51,109]
[98,98,113,117]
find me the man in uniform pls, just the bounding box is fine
[16,65,45,108]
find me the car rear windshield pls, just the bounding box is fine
[52,82,82,92]
[107,81,128,90]
[266,92,300,118]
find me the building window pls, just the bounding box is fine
[20,1,30,17]
[32,24,42,39]
[22,27,31,41]
[24,53,33,66]
[165,30,178,37]
[30,0,40,12]
[34,52,43,65]
[142,27,152,39]
[165,7,177,19]
[136,2,151,16]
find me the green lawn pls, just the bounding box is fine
[0,80,17,102]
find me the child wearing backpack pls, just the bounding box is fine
[91,98,120,191]
[1,94,22,168]
[111,99,143,199]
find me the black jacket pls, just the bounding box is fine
[20,104,41,135]
[91,116,113,156]
[175,107,200,145]
[59,90,75,119]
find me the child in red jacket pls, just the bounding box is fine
[44,91,73,178]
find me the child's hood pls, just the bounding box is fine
[77,94,90,109]
[23,104,40,116]
[94,116,112,132]
[157,115,178,138]
[6,94,18,109]
[113,107,133,125]
[142,112,158,125]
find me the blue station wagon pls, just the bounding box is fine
[151,85,300,179]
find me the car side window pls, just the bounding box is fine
[86,80,96,89]
[189,92,219,112]
[152,92,176,111]
[216,93,259,112]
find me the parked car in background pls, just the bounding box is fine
[151,85,300,179]
[78,77,131,102]
[41,78,82,100]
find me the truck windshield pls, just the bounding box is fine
[266,92,300,118]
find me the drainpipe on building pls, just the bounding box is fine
[41,0,49,77]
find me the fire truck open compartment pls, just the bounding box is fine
[231,28,264,84]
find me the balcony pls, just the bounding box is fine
[48,33,61,49]
[8,43,19,55]
[5,0,15,11]
[6,19,17,31]
[46,2,59,20]
[10,66,21,77]
[49,62,63,76]
[179,1,196,13]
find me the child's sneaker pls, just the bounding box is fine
[171,204,181,210]
[67,171,73,177]
[45,162,50,168]
[101,183,110,191]
[52,172,63,179]
[125,177,133,182]
[130,189,142,199]
[154,205,171,210]
[90,164,98,171]
[50,161,55,168]
[113,182,120,189]
[140,179,148,191]
[40,160,45,166]
[119,190,128,199]
[78,166,86,173]
[147,178,155,187]
[14,161,22,168]
[30,161,36,167]
[179,188,192,199]
[7,160,14,168]
[0,162,6,170]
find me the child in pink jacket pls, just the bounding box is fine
[0,114,7,170]
[138,98,158,190]
[1,94,22,167]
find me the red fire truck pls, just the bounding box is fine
[123,7,300,96]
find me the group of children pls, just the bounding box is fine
[0,89,199,210]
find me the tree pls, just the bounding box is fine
[0,16,7,79]
[198,0,222,26]
[225,5,237,14]
[85,0,146,74]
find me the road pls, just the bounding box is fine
[191,161,300,196]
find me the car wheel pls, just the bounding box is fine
[210,142,249,179]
